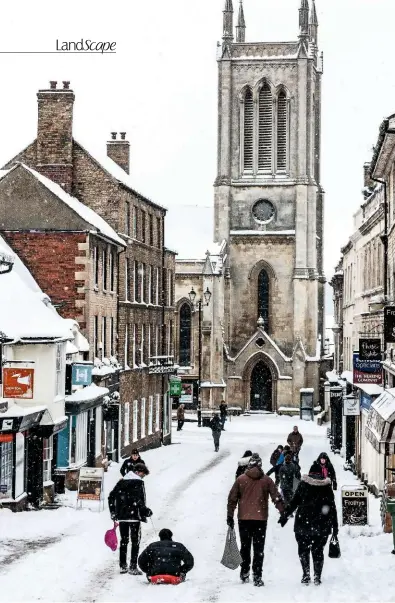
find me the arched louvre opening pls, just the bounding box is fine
[179,303,192,366]
[243,88,254,171]
[258,269,270,332]
[258,84,273,172]
[277,90,288,172]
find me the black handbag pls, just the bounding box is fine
[328,535,341,558]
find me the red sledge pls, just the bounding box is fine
[149,575,182,585]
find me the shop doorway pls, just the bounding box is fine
[250,361,272,411]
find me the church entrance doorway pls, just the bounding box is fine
[250,361,272,411]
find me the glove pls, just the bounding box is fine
[145,507,153,517]
[227,516,234,529]
[110,514,116,522]
[278,514,288,527]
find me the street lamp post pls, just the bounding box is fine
[189,286,212,427]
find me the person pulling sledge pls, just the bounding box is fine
[138,528,194,584]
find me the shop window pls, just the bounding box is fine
[141,398,146,439]
[124,402,130,446]
[70,414,88,467]
[0,441,13,497]
[43,437,53,483]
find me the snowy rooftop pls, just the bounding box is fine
[65,384,109,403]
[2,404,46,417]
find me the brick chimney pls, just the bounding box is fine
[106,132,130,174]
[36,81,75,192]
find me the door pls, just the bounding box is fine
[87,409,96,467]
[250,361,272,411]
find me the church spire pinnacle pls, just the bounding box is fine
[223,0,234,43]
[299,0,309,39]
[236,1,246,43]
[309,0,318,44]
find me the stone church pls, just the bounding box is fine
[174,0,325,412]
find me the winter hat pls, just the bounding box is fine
[243,450,253,458]
[131,448,139,455]
[134,463,149,475]
[248,453,262,469]
[159,528,173,541]
[309,461,324,477]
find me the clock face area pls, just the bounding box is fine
[252,199,276,224]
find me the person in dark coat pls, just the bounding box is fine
[209,413,222,452]
[279,461,339,586]
[177,404,185,431]
[235,450,253,479]
[316,452,337,490]
[120,449,146,477]
[108,463,152,574]
[279,452,298,506]
[219,400,228,430]
[267,445,284,485]
[287,426,303,460]
[227,453,285,587]
[138,528,194,583]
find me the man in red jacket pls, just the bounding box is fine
[227,453,285,587]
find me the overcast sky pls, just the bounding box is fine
[0,0,394,280]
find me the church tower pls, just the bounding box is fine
[214,0,325,410]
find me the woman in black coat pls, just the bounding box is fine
[316,452,337,490]
[279,462,338,586]
[235,450,252,479]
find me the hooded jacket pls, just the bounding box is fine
[138,538,194,577]
[120,455,146,477]
[270,448,283,467]
[228,466,285,521]
[285,474,338,538]
[108,472,150,522]
[316,453,337,490]
[235,455,252,479]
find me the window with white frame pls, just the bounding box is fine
[155,267,159,305]
[163,394,170,435]
[93,246,99,288]
[0,441,13,497]
[141,398,146,438]
[124,403,130,446]
[168,270,171,306]
[95,406,102,458]
[55,343,65,396]
[132,324,137,367]
[110,317,115,356]
[141,324,145,365]
[109,251,114,292]
[43,436,53,482]
[133,205,137,238]
[148,265,152,304]
[148,396,153,435]
[141,263,145,303]
[102,248,108,291]
[124,325,128,368]
[155,325,159,358]
[133,401,138,441]
[125,258,130,301]
[148,324,151,365]
[155,394,160,432]
[93,315,98,358]
[102,316,107,358]
[134,260,139,302]
[70,413,88,466]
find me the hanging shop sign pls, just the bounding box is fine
[353,353,383,385]
[77,467,104,507]
[2,368,34,399]
[72,364,93,387]
[343,395,360,416]
[180,383,193,405]
[169,378,182,398]
[359,339,381,361]
[341,486,368,526]
[384,306,395,343]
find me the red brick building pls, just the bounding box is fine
[2,81,176,455]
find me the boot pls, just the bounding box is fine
[129,565,143,576]
[253,576,264,587]
[299,551,310,585]
[120,566,128,574]
[314,576,321,586]
[240,571,249,584]
[301,574,311,585]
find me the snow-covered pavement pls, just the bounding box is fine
[1,414,394,602]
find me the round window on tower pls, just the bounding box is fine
[252,199,275,224]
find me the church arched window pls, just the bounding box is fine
[258,83,273,172]
[243,87,254,171]
[276,90,288,172]
[258,269,270,332]
[179,303,192,366]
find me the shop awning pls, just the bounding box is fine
[365,388,395,454]
[0,404,46,433]
[355,383,384,397]
[65,383,109,415]
[35,409,68,437]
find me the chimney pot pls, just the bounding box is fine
[111,132,117,140]
[63,81,70,90]
[50,81,57,90]
[120,132,126,140]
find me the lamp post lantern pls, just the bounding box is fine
[189,286,212,427]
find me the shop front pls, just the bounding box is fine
[330,386,343,453]
[365,388,395,494]
[0,405,46,511]
[354,385,383,481]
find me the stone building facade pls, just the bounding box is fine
[175,0,325,411]
[2,81,175,455]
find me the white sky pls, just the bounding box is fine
[0,0,394,281]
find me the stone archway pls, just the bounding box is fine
[250,361,272,411]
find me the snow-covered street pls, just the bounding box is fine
[0,414,394,603]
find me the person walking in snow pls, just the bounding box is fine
[219,400,228,430]
[177,404,185,431]
[235,450,253,479]
[108,463,152,575]
[138,528,194,584]
[287,426,303,461]
[316,452,337,490]
[266,445,284,485]
[279,451,298,506]
[120,448,146,477]
[209,413,222,452]
[278,461,339,586]
[227,453,285,587]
